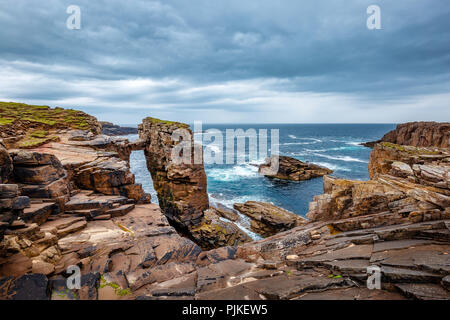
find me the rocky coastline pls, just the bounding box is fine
[100,122,138,136]
[0,102,449,300]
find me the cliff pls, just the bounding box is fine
[100,122,138,136]
[364,121,450,149]
[0,102,102,149]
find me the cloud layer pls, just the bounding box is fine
[0,0,449,123]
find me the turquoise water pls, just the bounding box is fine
[127,124,396,217]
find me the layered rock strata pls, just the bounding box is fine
[363,122,450,149]
[138,117,251,249]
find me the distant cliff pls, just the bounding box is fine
[100,121,138,136]
[363,121,450,148]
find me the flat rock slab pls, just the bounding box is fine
[41,216,86,231]
[56,220,88,238]
[370,244,450,274]
[297,244,373,266]
[381,266,443,283]
[21,202,55,225]
[242,272,350,300]
[107,204,135,217]
[373,239,437,252]
[323,259,370,275]
[64,198,112,211]
[395,283,450,300]
[295,287,406,300]
[196,259,254,293]
[196,283,264,300]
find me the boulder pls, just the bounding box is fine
[190,209,252,249]
[74,157,150,204]
[234,201,307,237]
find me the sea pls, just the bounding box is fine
[124,124,396,237]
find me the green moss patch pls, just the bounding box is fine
[380,142,441,155]
[144,116,189,129]
[99,275,132,297]
[30,130,49,138]
[18,135,59,149]
[0,101,96,131]
[0,117,14,125]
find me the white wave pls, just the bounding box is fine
[288,151,310,157]
[205,144,222,153]
[209,194,266,240]
[209,194,265,208]
[314,162,351,172]
[304,145,361,152]
[312,153,368,163]
[206,164,259,182]
[346,141,364,147]
[288,135,322,142]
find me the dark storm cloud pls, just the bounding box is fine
[0,0,449,123]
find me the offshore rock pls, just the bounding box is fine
[259,155,332,181]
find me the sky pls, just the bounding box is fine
[0,0,449,124]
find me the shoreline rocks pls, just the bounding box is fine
[1,108,449,300]
[259,155,333,181]
[234,201,307,237]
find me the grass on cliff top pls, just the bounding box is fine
[0,101,93,130]
[144,116,189,128]
[380,142,441,155]
[18,134,60,148]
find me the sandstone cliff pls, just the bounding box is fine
[364,122,450,149]
[138,117,251,249]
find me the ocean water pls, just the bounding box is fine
[126,124,396,220]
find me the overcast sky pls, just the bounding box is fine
[0,0,449,124]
